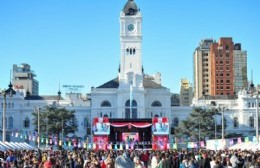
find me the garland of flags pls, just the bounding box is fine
[10,130,259,150]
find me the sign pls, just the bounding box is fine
[122,132,139,143]
[93,118,110,135]
[152,117,169,135]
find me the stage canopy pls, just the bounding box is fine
[229,142,260,151]
[110,122,152,128]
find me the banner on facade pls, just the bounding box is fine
[92,118,110,135]
[152,117,169,135]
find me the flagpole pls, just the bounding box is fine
[130,81,133,118]
[37,106,40,149]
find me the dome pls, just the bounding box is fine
[123,0,139,16]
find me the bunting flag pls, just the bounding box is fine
[49,139,52,144]
[253,136,256,142]
[15,132,18,137]
[237,137,242,143]
[229,139,234,145]
[73,142,77,147]
[88,143,92,149]
[54,140,57,146]
[173,143,177,149]
[93,143,96,150]
[83,143,87,149]
[46,138,48,144]
[125,144,129,150]
[245,137,249,142]
[167,143,170,149]
[131,143,134,150]
[32,136,35,142]
[59,140,62,146]
[120,144,123,150]
[78,142,81,148]
[200,141,205,148]
[114,144,117,150]
[41,138,44,143]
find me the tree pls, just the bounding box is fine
[32,106,78,139]
[175,107,222,141]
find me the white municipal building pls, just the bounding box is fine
[0,0,259,144]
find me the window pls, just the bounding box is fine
[173,117,179,127]
[233,117,239,128]
[151,101,162,107]
[125,99,137,119]
[249,116,254,127]
[83,117,91,128]
[101,101,111,107]
[24,117,30,128]
[8,116,13,129]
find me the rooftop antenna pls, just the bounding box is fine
[58,81,61,105]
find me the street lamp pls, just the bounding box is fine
[218,106,227,141]
[256,92,259,142]
[1,90,7,142]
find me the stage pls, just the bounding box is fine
[109,118,152,149]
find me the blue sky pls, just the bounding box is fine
[0,0,260,95]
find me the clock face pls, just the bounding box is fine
[128,24,134,32]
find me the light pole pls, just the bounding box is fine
[37,106,40,149]
[222,108,224,141]
[2,91,7,142]
[256,93,259,142]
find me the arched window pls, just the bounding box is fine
[133,48,136,55]
[249,116,254,127]
[151,101,162,107]
[8,116,13,129]
[233,117,238,128]
[103,114,109,118]
[173,117,179,127]
[154,114,159,118]
[125,99,137,119]
[24,117,30,128]
[83,117,91,128]
[101,101,111,107]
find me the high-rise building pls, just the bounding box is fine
[193,37,247,99]
[179,79,193,106]
[193,39,214,99]
[210,38,234,96]
[12,63,39,95]
[233,43,247,94]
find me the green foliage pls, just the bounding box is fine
[32,106,78,137]
[175,107,222,140]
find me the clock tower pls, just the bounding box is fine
[119,0,143,89]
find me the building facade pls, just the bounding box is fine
[90,0,172,120]
[210,38,235,96]
[193,39,214,99]
[12,64,39,96]
[179,79,193,106]
[233,43,248,94]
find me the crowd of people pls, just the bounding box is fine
[0,147,259,168]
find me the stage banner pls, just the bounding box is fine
[152,135,169,150]
[152,117,169,135]
[122,132,139,143]
[92,117,110,135]
[93,136,108,150]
